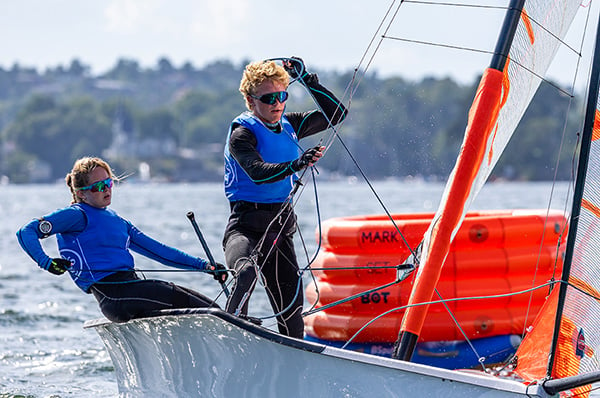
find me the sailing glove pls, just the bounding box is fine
[206,262,228,283]
[291,146,325,171]
[47,258,71,275]
[284,56,318,85]
[284,57,306,79]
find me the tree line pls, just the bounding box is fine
[0,57,581,183]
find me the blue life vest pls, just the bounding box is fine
[224,112,301,203]
[57,203,134,292]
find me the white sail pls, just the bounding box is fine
[398,0,582,346]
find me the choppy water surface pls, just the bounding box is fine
[0,180,570,396]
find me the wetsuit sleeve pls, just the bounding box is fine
[228,126,298,184]
[127,222,208,271]
[286,73,348,139]
[16,206,86,271]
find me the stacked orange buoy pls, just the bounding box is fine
[304,209,568,344]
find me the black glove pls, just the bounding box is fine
[291,146,324,171]
[283,56,308,81]
[47,258,71,275]
[206,262,228,283]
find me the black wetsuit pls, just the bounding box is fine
[223,74,346,338]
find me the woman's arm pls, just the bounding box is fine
[16,206,86,270]
[127,222,208,271]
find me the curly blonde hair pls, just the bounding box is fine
[65,157,114,204]
[239,60,289,110]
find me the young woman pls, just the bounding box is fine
[223,58,347,338]
[17,156,227,323]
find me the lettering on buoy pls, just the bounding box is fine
[361,230,399,244]
[361,291,390,304]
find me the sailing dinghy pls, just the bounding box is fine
[86,0,600,396]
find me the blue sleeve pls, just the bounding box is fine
[127,222,208,271]
[16,206,86,271]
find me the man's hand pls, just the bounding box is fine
[283,57,306,80]
[292,146,325,171]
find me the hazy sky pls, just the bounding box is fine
[0,1,597,86]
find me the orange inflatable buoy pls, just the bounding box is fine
[305,209,567,344]
[318,209,566,254]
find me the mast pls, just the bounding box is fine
[392,0,525,361]
[489,0,525,72]
[546,10,600,375]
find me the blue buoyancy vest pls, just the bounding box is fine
[224,112,301,203]
[57,203,135,292]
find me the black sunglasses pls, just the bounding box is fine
[250,91,289,105]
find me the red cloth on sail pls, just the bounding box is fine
[514,287,558,380]
[593,109,600,141]
[515,282,594,397]
[400,68,505,337]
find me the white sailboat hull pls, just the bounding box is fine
[86,309,553,397]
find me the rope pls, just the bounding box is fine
[223,0,590,370]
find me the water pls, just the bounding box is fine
[0,180,571,397]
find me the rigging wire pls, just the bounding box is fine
[128,1,583,366]
[304,277,600,349]
[135,0,594,368]
[312,0,425,262]
[289,0,592,370]
[338,280,560,347]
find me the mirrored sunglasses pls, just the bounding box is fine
[76,178,113,193]
[251,91,289,105]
